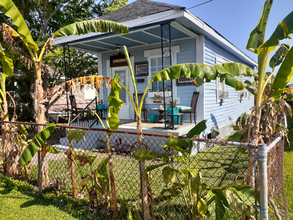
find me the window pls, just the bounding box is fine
[150,56,171,91]
[144,46,180,100]
[216,57,229,102]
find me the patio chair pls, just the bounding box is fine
[179,91,199,124]
[69,95,84,118]
[133,93,147,122]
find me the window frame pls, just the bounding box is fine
[216,57,228,103]
[144,46,180,102]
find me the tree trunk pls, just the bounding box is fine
[1,100,13,176]
[67,140,77,197]
[137,116,151,220]
[34,78,48,191]
[106,132,118,218]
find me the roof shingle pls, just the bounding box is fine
[98,0,184,23]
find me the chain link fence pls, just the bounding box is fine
[0,121,287,219]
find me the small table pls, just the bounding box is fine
[166,113,183,126]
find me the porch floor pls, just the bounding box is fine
[90,119,195,136]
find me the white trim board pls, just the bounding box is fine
[144,45,180,57]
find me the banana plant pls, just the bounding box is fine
[93,73,123,218]
[133,120,258,219]
[75,151,111,207]
[0,0,129,189]
[0,44,15,175]
[18,123,60,188]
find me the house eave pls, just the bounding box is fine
[54,7,256,67]
[180,10,257,66]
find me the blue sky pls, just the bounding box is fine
[128,0,293,64]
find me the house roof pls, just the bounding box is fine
[98,0,185,23]
[54,0,257,67]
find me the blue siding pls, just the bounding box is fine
[100,36,255,130]
[204,38,255,131]
[101,38,199,123]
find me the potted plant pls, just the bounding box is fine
[167,100,178,114]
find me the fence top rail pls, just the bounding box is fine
[267,136,282,151]
[0,120,256,148]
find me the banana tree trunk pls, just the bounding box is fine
[137,115,152,220]
[1,100,13,176]
[106,132,118,218]
[68,140,77,197]
[35,74,48,191]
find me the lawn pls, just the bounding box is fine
[284,147,293,219]
[0,174,114,220]
[284,117,293,219]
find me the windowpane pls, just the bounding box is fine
[152,82,157,91]
[151,58,156,67]
[116,70,126,103]
[150,56,172,91]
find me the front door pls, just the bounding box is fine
[111,67,130,119]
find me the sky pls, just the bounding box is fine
[127,0,293,64]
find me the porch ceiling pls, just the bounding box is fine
[57,21,192,53]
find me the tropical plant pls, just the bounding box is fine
[133,120,257,219]
[0,44,19,176]
[91,73,123,218]
[18,123,60,188]
[0,0,129,189]
[64,128,87,198]
[75,153,110,206]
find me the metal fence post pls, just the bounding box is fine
[258,143,269,219]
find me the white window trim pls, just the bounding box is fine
[216,57,227,103]
[144,46,180,105]
[239,75,250,100]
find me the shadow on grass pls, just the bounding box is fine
[0,174,115,220]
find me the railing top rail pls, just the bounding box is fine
[0,120,256,148]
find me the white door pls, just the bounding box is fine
[111,67,130,119]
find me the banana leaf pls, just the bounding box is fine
[0,0,38,51]
[19,124,57,165]
[0,45,13,77]
[263,11,293,48]
[246,0,274,53]
[67,129,87,142]
[54,20,129,37]
[154,63,257,94]
[186,120,207,138]
[270,47,293,99]
[106,73,123,130]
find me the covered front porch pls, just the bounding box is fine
[54,5,205,128]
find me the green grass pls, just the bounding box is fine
[285,116,293,219]
[0,174,115,220]
[284,146,293,219]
